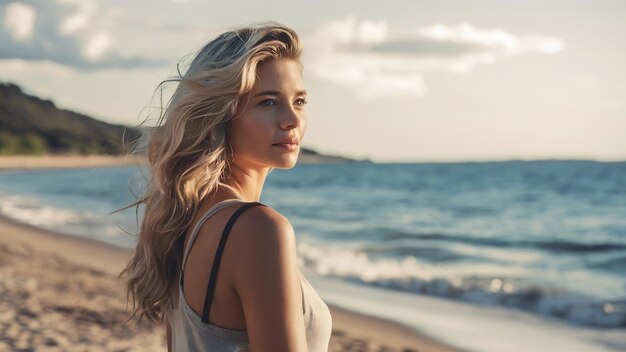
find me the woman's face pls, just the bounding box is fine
[228,58,307,170]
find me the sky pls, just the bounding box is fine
[1,0,625,163]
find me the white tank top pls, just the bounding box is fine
[164,199,332,351]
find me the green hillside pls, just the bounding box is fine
[0,82,140,155]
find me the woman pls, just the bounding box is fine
[118,22,332,351]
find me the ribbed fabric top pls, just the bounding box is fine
[165,198,332,351]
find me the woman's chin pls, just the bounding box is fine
[271,154,299,169]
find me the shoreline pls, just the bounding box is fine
[0,153,361,171]
[0,154,147,171]
[0,212,461,351]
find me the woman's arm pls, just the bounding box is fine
[231,206,309,352]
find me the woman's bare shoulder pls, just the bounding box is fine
[240,203,292,227]
[228,203,298,277]
[232,204,296,247]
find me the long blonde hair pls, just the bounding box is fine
[117,22,302,325]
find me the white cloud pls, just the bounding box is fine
[58,0,97,35]
[83,31,112,60]
[417,23,519,49]
[0,1,167,70]
[0,58,75,79]
[305,17,566,99]
[313,16,388,47]
[416,22,564,55]
[357,73,425,99]
[3,2,36,41]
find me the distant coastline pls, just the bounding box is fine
[0,151,370,171]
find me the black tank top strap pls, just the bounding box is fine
[201,201,267,324]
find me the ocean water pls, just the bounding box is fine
[1,160,625,330]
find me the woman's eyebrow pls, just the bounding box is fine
[253,89,307,97]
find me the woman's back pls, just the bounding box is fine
[165,198,332,351]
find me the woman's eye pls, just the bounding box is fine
[260,99,277,106]
[259,98,307,107]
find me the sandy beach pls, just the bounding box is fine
[0,155,461,352]
[0,154,148,171]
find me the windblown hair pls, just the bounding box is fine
[117,22,302,326]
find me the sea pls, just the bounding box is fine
[1,160,625,351]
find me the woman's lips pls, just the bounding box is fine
[272,143,299,151]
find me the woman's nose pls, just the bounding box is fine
[280,105,303,129]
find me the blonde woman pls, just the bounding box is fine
[119,22,332,351]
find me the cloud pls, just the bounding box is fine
[57,0,96,35]
[0,1,168,70]
[415,22,564,55]
[305,16,566,99]
[0,58,74,79]
[83,31,112,61]
[3,2,36,41]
